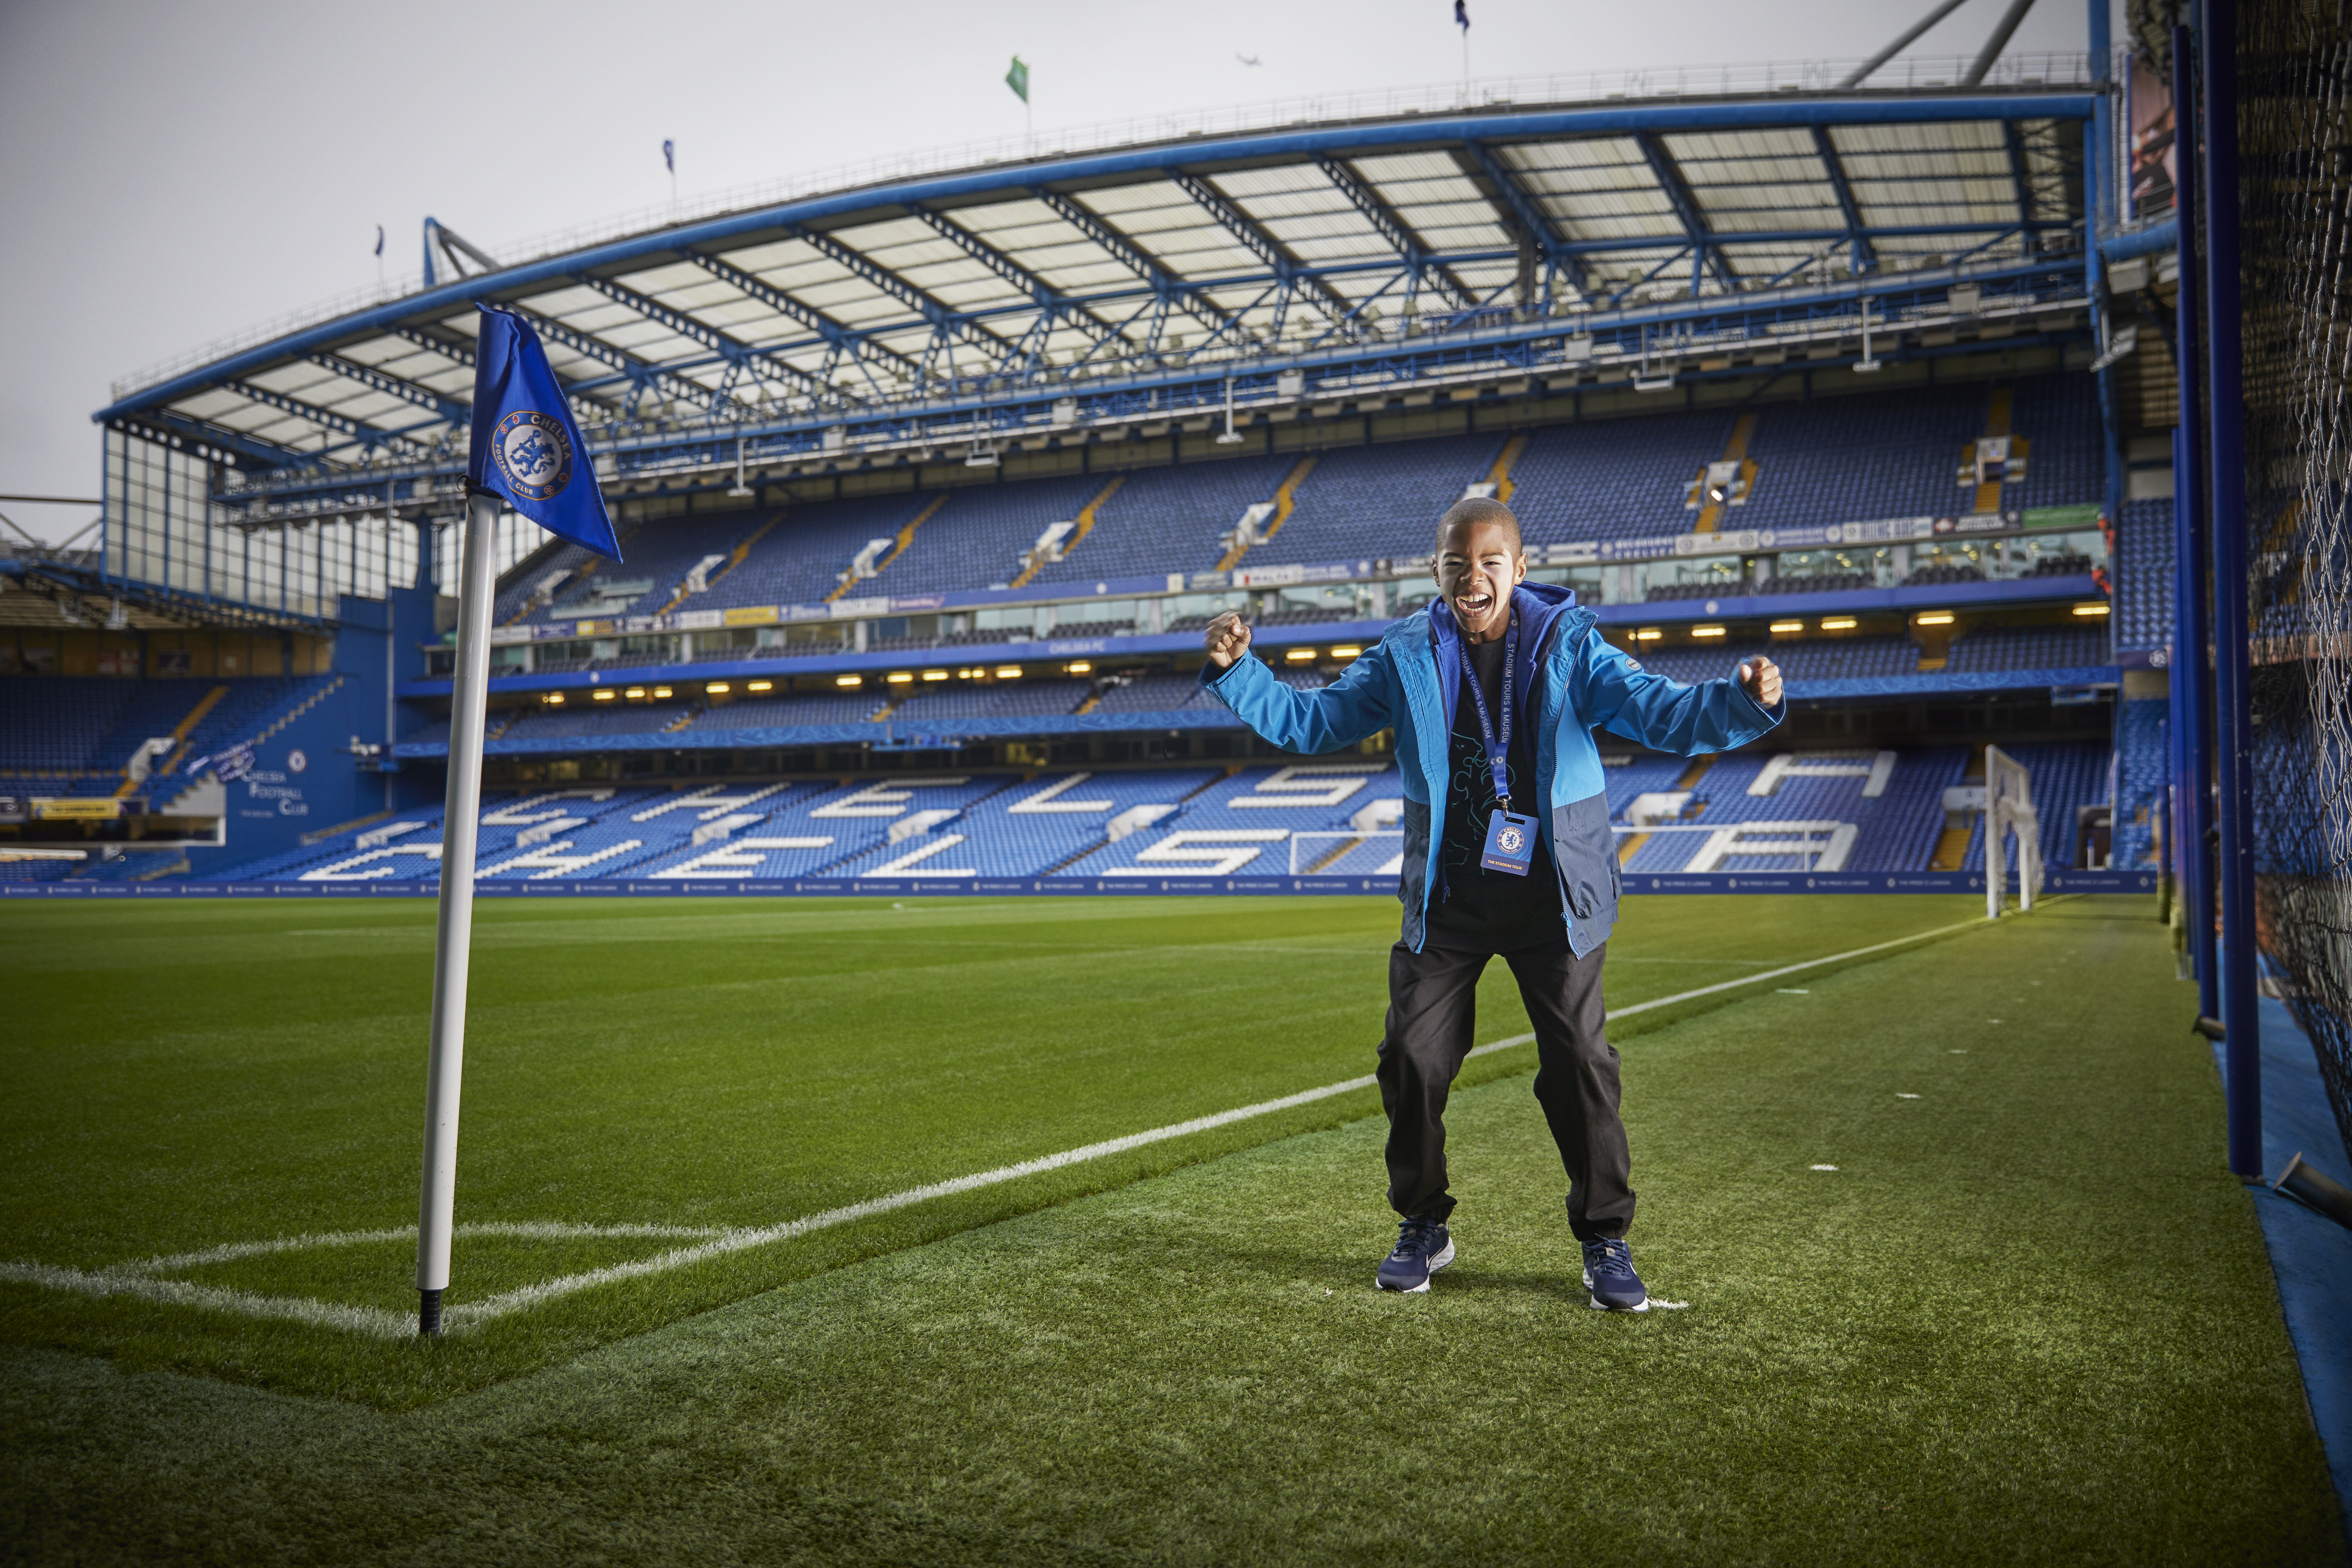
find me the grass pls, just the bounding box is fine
[2,894,2342,1564]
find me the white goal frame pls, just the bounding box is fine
[1984,744,2044,917]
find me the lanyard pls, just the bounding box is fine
[1458,614,1519,810]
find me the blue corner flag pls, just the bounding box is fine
[468,306,621,562]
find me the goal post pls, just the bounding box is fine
[1984,744,2044,917]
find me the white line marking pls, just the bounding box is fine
[4,915,1989,1336]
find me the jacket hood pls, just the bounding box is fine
[1427,579,1591,742]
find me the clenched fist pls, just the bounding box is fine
[1204,610,1253,670]
[1737,656,1783,709]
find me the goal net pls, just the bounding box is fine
[1984,744,2044,917]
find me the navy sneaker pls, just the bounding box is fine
[1580,1236,1648,1312]
[1375,1217,1454,1293]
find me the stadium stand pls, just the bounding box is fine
[1060,762,1404,878]
[1614,747,1960,874]
[1943,625,2111,671]
[2113,498,2174,651]
[821,769,1225,879]
[1029,455,1296,584]
[1737,383,1989,531]
[2009,376,2104,511]
[1250,435,1500,564]
[1510,411,1732,546]
[1632,637,1918,684]
[2111,699,2168,869]
[879,476,1116,596]
[693,493,939,612]
[887,679,1092,721]
[690,691,887,729]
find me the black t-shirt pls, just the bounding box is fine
[1426,626,1560,947]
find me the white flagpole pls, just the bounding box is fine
[415,488,499,1335]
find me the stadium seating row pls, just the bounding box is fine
[0,674,337,789]
[212,742,2115,887]
[505,374,2102,626]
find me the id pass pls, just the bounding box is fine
[1481,810,1538,876]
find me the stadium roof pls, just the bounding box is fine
[94,58,2100,520]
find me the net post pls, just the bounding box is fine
[415,488,499,1333]
[2169,28,2218,1019]
[2199,0,2261,1178]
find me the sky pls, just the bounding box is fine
[0,0,2099,545]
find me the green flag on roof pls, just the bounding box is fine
[1005,55,1029,104]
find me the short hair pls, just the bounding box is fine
[1435,496,1522,555]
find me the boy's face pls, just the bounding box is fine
[1434,518,1525,642]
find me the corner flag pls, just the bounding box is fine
[467,306,621,562]
[1006,55,1030,104]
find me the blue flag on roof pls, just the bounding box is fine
[467,306,621,562]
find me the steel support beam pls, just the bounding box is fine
[682,250,924,383]
[307,352,470,427]
[789,224,1005,370]
[1173,173,1355,321]
[1809,127,1875,276]
[222,380,430,456]
[1634,134,1729,293]
[2168,20,2217,1020]
[575,273,820,402]
[510,305,721,414]
[1315,155,1473,309]
[2199,0,2260,1176]
[111,410,310,470]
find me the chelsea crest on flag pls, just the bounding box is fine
[467,306,623,562]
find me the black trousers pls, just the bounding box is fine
[1377,932,1635,1241]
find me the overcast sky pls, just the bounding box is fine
[0,0,2098,545]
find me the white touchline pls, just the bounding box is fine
[5,916,1990,1337]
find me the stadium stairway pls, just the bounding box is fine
[1215,456,1319,572]
[1011,477,1127,591]
[127,684,232,794]
[822,495,947,603]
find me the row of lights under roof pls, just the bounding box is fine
[539,645,1376,705]
[1634,604,2108,641]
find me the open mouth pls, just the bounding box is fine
[1454,592,1495,618]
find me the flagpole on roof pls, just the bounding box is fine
[414,484,497,1336]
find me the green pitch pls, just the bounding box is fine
[3,894,2340,1564]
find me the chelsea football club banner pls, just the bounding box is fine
[467,306,622,562]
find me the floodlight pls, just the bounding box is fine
[625,687,645,698]
[1915,612,1955,626]
[836,675,863,687]
[705,682,729,694]
[746,680,774,692]
[1692,625,1727,638]
[995,665,1024,678]
[1634,628,1663,641]
[1330,645,1362,658]
[546,693,566,705]
[1706,483,1728,504]
[1284,648,1316,662]
[1769,620,1804,634]
[887,672,915,684]
[1821,617,1858,631]
[592,689,616,701]
[922,670,950,681]
[653,686,672,698]
[2072,602,2110,617]
[1066,660,1092,673]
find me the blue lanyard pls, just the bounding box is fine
[1458,614,1519,810]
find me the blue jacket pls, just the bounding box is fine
[1203,581,1782,954]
